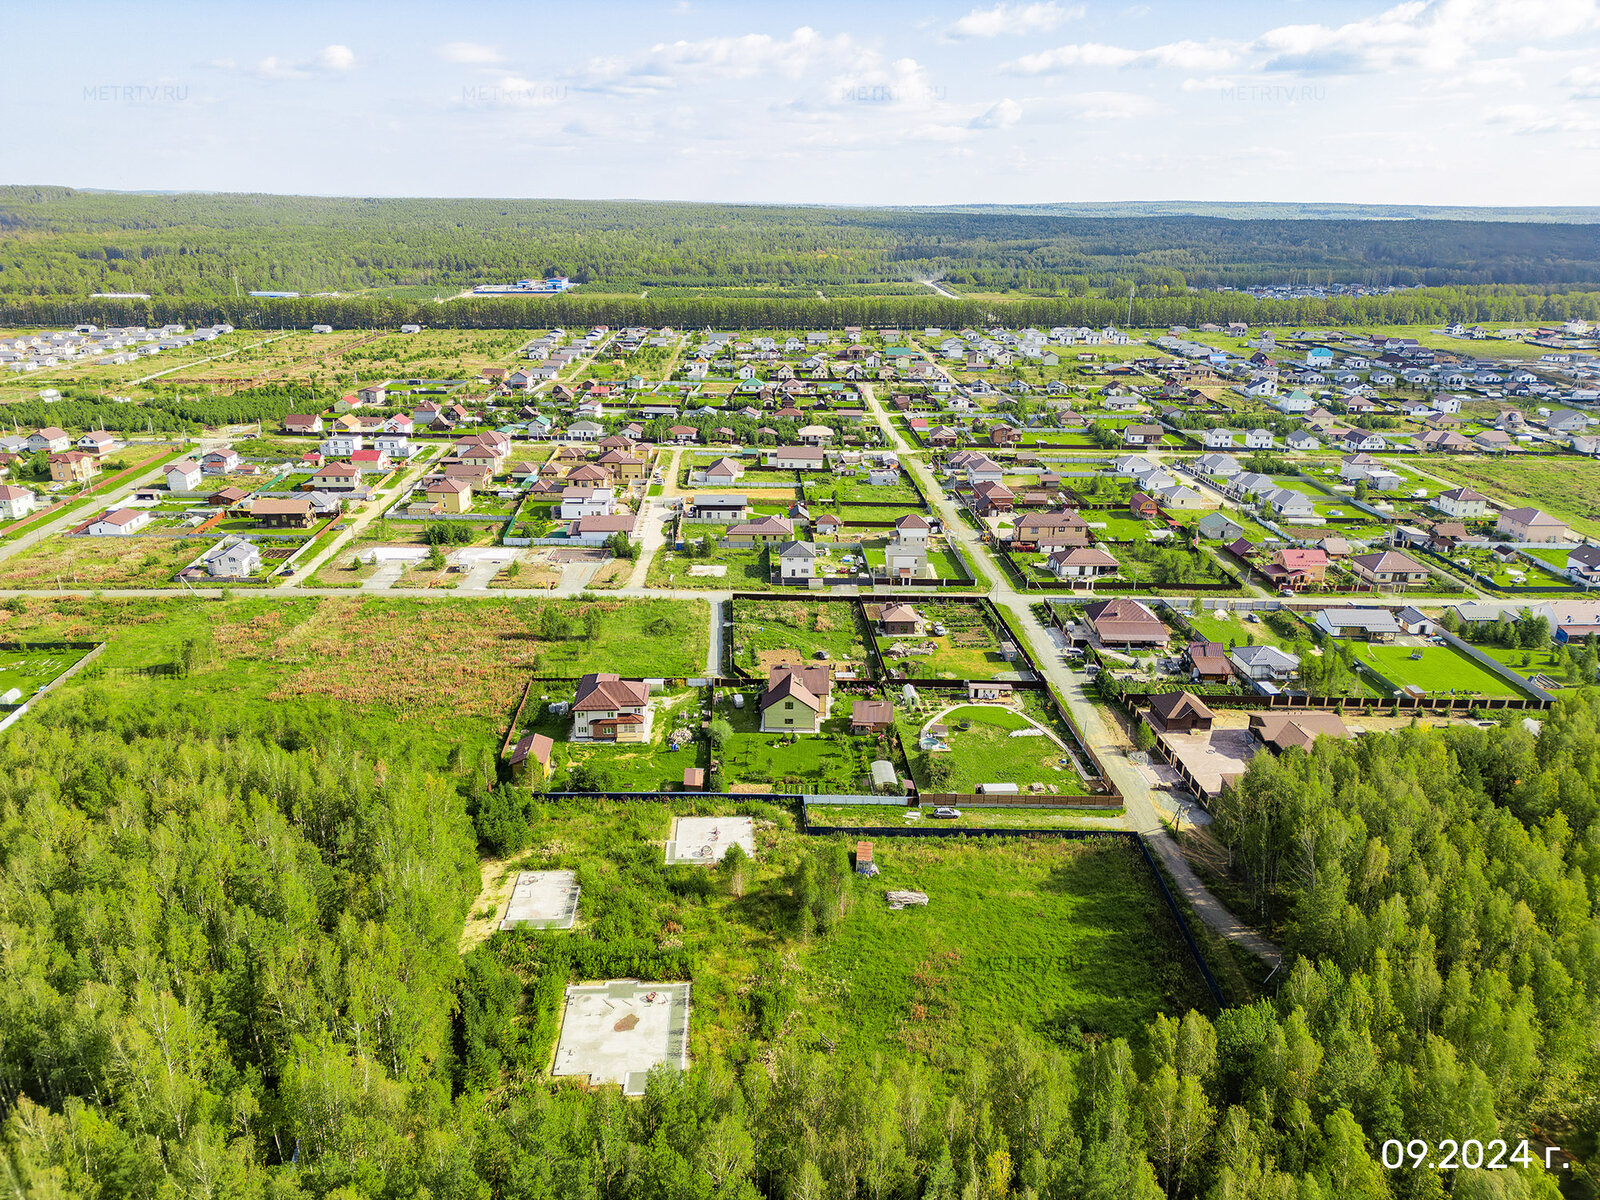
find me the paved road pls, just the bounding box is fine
[859,381,1285,963]
[286,443,447,583]
[0,437,229,567]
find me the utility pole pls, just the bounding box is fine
[1127,283,1135,327]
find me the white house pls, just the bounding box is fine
[776,540,820,581]
[1433,487,1493,519]
[87,507,151,536]
[165,459,203,491]
[0,485,37,521]
[205,538,263,578]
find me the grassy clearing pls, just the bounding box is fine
[0,594,706,771]
[908,704,1088,794]
[0,646,92,697]
[799,837,1215,1058]
[0,534,212,589]
[1181,609,1298,651]
[731,598,873,677]
[1358,643,1530,698]
[1430,457,1600,539]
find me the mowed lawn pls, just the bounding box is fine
[1359,644,1531,698]
[914,704,1087,793]
[800,837,1214,1057]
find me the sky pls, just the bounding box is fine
[7,0,1600,206]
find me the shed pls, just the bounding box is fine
[683,767,706,792]
[977,781,1020,795]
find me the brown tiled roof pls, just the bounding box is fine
[573,673,649,712]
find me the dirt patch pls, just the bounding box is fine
[613,1014,640,1032]
[458,856,516,952]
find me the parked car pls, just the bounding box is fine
[929,806,962,819]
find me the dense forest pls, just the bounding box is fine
[3,189,1600,306]
[7,284,1600,337]
[0,657,1596,1196]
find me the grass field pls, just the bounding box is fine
[908,704,1088,794]
[1358,643,1531,698]
[798,837,1215,1057]
[0,534,213,589]
[731,598,873,677]
[805,803,1124,828]
[0,646,92,698]
[1430,457,1600,539]
[1181,609,1299,651]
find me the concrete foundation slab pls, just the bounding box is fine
[500,869,580,930]
[665,815,755,865]
[551,980,690,1095]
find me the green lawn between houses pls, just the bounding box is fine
[1357,644,1532,698]
[904,703,1089,794]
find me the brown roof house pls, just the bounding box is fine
[250,496,315,529]
[880,603,923,635]
[1496,507,1570,543]
[850,700,894,734]
[508,733,554,781]
[1350,549,1430,588]
[1249,711,1352,754]
[1083,598,1169,647]
[1183,640,1233,683]
[1146,691,1215,733]
[760,663,832,734]
[572,673,650,743]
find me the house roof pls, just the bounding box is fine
[509,733,554,767]
[1230,644,1300,671]
[1500,507,1565,528]
[852,700,893,725]
[1051,546,1119,568]
[1352,550,1426,574]
[760,664,827,712]
[1250,711,1352,752]
[573,673,649,712]
[1315,607,1401,633]
[251,497,313,516]
[1084,597,1167,641]
[881,603,921,624]
[728,515,794,537]
[776,540,819,559]
[1148,691,1215,723]
[95,507,144,527]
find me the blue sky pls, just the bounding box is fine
[7,0,1600,204]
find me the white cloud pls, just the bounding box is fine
[1565,63,1600,97]
[236,44,357,80]
[315,45,356,72]
[1010,0,1599,80]
[1253,0,1600,74]
[1008,38,1238,73]
[1484,102,1600,133]
[970,97,1023,127]
[1057,90,1162,120]
[440,42,504,65]
[947,2,1083,39]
